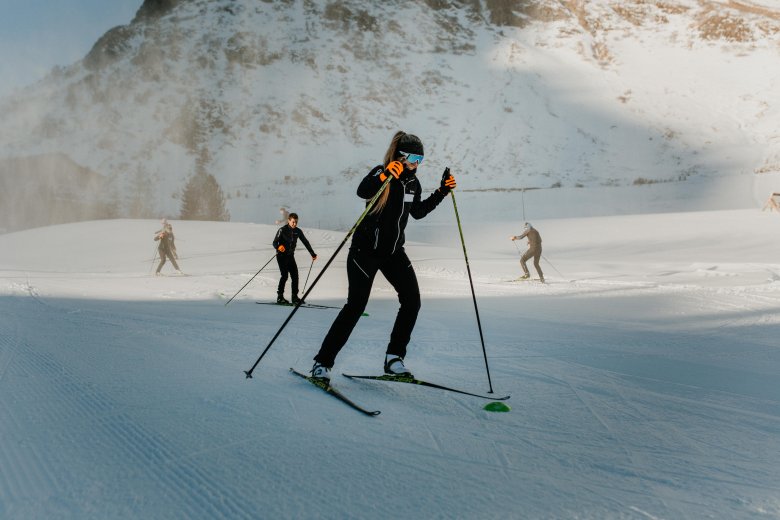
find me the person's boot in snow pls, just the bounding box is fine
[310,362,331,381]
[384,355,413,377]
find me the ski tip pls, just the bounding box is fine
[483,401,511,413]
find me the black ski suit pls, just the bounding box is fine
[273,224,316,299]
[314,164,448,368]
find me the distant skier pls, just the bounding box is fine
[309,131,457,381]
[762,192,780,212]
[273,212,317,304]
[274,207,290,225]
[511,222,544,282]
[154,219,182,276]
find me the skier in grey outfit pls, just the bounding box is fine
[511,222,544,282]
[154,219,181,275]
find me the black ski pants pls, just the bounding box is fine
[314,248,421,368]
[276,254,299,297]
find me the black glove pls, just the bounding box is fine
[439,167,456,193]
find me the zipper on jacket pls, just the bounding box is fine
[390,180,407,255]
[352,257,370,278]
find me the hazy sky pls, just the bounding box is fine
[0,0,142,99]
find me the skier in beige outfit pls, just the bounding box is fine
[511,222,544,282]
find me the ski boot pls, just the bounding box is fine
[310,362,331,381]
[276,294,290,305]
[384,355,413,378]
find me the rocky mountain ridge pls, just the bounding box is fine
[0,0,778,231]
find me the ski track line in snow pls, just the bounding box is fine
[629,505,662,520]
[0,397,63,509]
[556,354,780,424]
[520,362,780,489]
[684,289,780,328]
[1,313,256,519]
[0,309,65,509]
[558,375,638,462]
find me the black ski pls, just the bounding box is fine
[290,368,381,416]
[257,301,331,310]
[257,301,369,316]
[341,373,510,401]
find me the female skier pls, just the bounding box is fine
[310,131,457,380]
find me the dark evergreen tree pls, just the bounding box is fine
[179,171,230,221]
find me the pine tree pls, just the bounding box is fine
[179,171,230,221]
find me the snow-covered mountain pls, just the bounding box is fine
[1,0,779,231]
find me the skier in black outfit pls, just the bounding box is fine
[310,131,457,380]
[273,213,317,304]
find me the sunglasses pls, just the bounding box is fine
[398,151,424,165]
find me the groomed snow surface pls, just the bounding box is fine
[1,208,780,519]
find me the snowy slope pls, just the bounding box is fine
[1,206,779,518]
[1,0,779,230]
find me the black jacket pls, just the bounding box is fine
[273,225,316,257]
[352,164,447,256]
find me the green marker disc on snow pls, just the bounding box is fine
[483,401,511,413]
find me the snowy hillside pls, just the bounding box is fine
[1,207,780,518]
[1,0,780,231]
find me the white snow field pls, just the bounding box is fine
[1,206,780,519]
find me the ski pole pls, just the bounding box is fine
[449,172,495,394]
[521,188,526,221]
[301,258,314,297]
[542,254,566,280]
[244,174,394,379]
[150,248,158,274]
[224,252,277,306]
